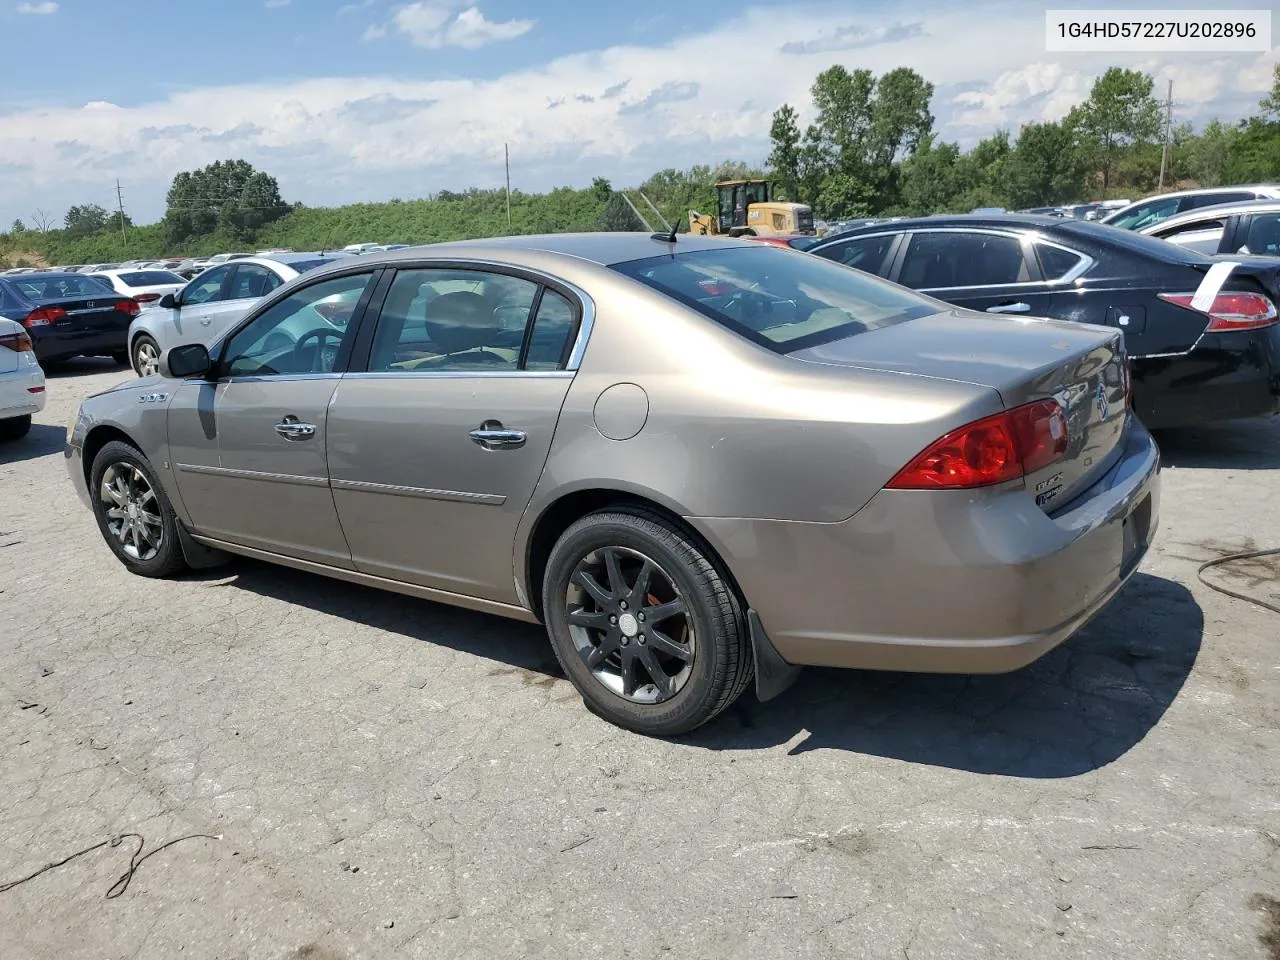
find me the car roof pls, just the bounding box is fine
[350,232,757,268]
[264,251,354,265]
[1140,198,1280,232]
[813,213,1070,239]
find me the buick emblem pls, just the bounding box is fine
[1095,381,1109,420]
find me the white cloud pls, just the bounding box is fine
[264,0,291,8]
[361,22,387,41]
[0,3,1274,225]
[16,1,58,13]
[389,1,533,49]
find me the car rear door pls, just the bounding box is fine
[892,229,1057,316]
[325,264,584,605]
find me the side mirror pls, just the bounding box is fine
[159,292,178,309]
[159,343,212,379]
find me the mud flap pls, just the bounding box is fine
[748,609,801,702]
[177,522,232,570]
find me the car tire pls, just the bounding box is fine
[130,335,161,377]
[89,440,188,578]
[0,415,32,442]
[541,507,753,737]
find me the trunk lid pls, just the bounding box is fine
[791,309,1129,509]
[34,294,133,334]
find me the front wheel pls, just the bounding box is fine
[89,440,188,577]
[541,508,753,736]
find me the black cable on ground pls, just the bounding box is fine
[0,832,220,898]
[1197,548,1280,616]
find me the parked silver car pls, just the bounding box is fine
[1139,199,1280,257]
[125,252,351,375]
[66,234,1159,735]
[1102,185,1280,231]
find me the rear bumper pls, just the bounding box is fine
[690,420,1160,673]
[30,324,130,361]
[0,364,46,419]
[1133,326,1280,429]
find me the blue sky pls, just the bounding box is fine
[1,0,1276,226]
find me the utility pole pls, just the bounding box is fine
[1157,80,1173,191]
[115,179,128,247]
[504,143,512,229]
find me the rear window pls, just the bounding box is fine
[119,271,185,286]
[13,274,116,300]
[612,246,936,352]
[1058,220,1211,264]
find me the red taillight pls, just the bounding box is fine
[0,331,34,352]
[27,385,44,394]
[22,306,66,328]
[134,293,160,303]
[1158,291,1278,332]
[115,299,141,317]
[887,400,1069,490]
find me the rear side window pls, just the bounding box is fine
[1036,243,1085,281]
[1241,213,1280,255]
[899,232,1029,289]
[119,271,186,286]
[814,234,898,276]
[1107,197,1179,230]
[612,246,935,353]
[1182,191,1254,211]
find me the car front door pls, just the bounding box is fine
[892,229,1057,317]
[157,264,234,350]
[325,265,583,604]
[810,232,904,277]
[166,269,380,567]
[196,262,285,345]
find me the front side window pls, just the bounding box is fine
[182,266,232,305]
[899,232,1029,289]
[367,268,549,372]
[220,272,374,378]
[613,246,935,353]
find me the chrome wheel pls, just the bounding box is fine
[99,462,163,561]
[565,546,695,704]
[134,339,160,377]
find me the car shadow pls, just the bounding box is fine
[215,561,1199,778]
[213,558,563,677]
[42,357,132,379]
[0,423,67,465]
[691,573,1203,777]
[1154,416,1280,470]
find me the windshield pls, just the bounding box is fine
[613,246,937,352]
[15,274,118,300]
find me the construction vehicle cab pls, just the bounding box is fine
[688,180,814,238]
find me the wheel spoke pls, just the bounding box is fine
[136,522,158,547]
[643,598,686,624]
[567,608,612,633]
[628,560,654,605]
[105,507,127,521]
[137,486,157,505]
[571,568,613,607]
[103,477,128,507]
[619,649,639,697]
[646,627,692,662]
[636,646,673,699]
[601,548,625,597]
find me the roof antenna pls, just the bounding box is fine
[651,218,678,244]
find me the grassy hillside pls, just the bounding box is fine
[1,185,613,267]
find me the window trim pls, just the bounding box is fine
[1031,238,1095,284]
[346,259,594,378]
[180,263,235,307]
[894,228,1096,291]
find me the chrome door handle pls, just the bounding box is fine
[274,418,316,440]
[470,421,526,450]
[987,302,1031,314]
[200,319,212,325]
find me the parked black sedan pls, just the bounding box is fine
[809,215,1280,429]
[0,272,139,365]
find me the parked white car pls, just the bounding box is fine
[1102,185,1280,231]
[125,252,352,376]
[0,316,45,441]
[90,268,188,307]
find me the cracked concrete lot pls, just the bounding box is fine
[2,359,1279,960]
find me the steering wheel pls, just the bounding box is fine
[294,328,342,372]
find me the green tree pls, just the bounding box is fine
[165,159,289,243]
[1066,67,1161,192]
[590,177,613,203]
[1259,63,1280,120]
[1004,121,1084,208]
[896,135,962,215]
[597,193,644,231]
[64,203,111,236]
[10,219,25,234]
[768,104,803,200]
[868,66,935,169]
